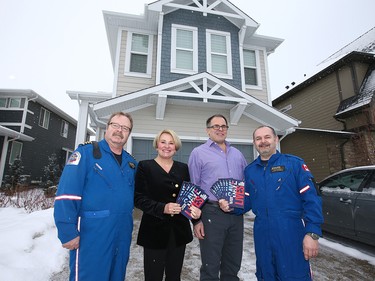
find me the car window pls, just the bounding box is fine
[320,170,369,193]
[363,173,375,195]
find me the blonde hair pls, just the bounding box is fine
[153,129,182,151]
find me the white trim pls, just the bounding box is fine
[171,24,198,75]
[112,28,122,97]
[124,31,154,78]
[206,29,233,79]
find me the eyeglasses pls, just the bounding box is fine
[207,124,229,131]
[109,122,131,132]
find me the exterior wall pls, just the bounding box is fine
[2,100,76,183]
[129,104,258,142]
[280,131,346,181]
[275,74,343,130]
[116,30,157,96]
[338,66,356,100]
[160,9,242,90]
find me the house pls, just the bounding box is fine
[0,89,79,186]
[68,0,299,164]
[273,27,375,181]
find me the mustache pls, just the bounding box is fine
[112,132,124,139]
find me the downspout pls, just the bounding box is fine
[278,127,296,152]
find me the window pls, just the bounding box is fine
[60,120,69,138]
[9,141,23,164]
[0,97,23,108]
[171,24,198,74]
[9,98,21,108]
[243,50,259,86]
[206,30,232,78]
[39,107,50,129]
[125,32,153,77]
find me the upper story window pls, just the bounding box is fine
[125,32,153,78]
[39,107,50,129]
[0,97,23,108]
[60,120,69,138]
[206,30,232,79]
[243,49,260,87]
[171,24,198,74]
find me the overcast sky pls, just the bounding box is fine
[0,0,374,119]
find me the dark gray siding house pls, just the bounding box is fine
[0,89,79,186]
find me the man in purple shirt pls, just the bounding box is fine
[188,114,247,281]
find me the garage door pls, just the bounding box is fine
[133,139,254,164]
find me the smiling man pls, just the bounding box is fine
[54,112,137,281]
[188,114,247,281]
[245,125,323,281]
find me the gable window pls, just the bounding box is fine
[9,141,23,164]
[125,32,153,77]
[206,30,232,79]
[243,50,260,86]
[39,107,50,129]
[171,24,198,74]
[60,120,69,138]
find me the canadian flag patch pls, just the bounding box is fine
[302,164,310,172]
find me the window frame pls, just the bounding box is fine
[39,107,50,129]
[9,141,23,165]
[171,24,198,75]
[206,29,232,79]
[124,31,153,78]
[243,49,262,89]
[60,120,69,138]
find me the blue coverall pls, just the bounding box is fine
[244,151,323,281]
[54,139,137,281]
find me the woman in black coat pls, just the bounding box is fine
[134,129,201,281]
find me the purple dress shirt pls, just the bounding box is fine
[188,139,247,201]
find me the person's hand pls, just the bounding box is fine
[190,205,201,220]
[303,235,319,260]
[193,221,205,239]
[62,236,80,250]
[164,202,182,215]
[219,199,232,212]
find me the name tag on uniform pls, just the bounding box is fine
[271,166,285,173]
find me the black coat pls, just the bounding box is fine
[134,159,193,249]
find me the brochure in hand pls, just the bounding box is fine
[210,178,245,209]
[177,181,209,220]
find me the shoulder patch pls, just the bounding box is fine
[302,164,310,172]
[67,151,81,165]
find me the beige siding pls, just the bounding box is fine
[116,30,157,96]
[338,66,355,100]
[280,131,344,181]
[275,74,343,130]
[129,104,259,142]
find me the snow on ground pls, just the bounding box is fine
[1,207,375,281]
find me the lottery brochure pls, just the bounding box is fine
[177,181,209,220]
[210,178,245,209]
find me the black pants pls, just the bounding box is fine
[144,231,186,281]
[199,203,244,281]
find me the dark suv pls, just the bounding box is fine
[318,166,375,247]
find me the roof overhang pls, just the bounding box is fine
[0,125,34,142]
[91,72,299,135]
[103,0,283,69]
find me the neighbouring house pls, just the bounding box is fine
[68,0,299,164]
[0,89,80,186]
[273,27,375,181]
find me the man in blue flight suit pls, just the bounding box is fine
[219,125,323,281]
[54,112,137,281]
